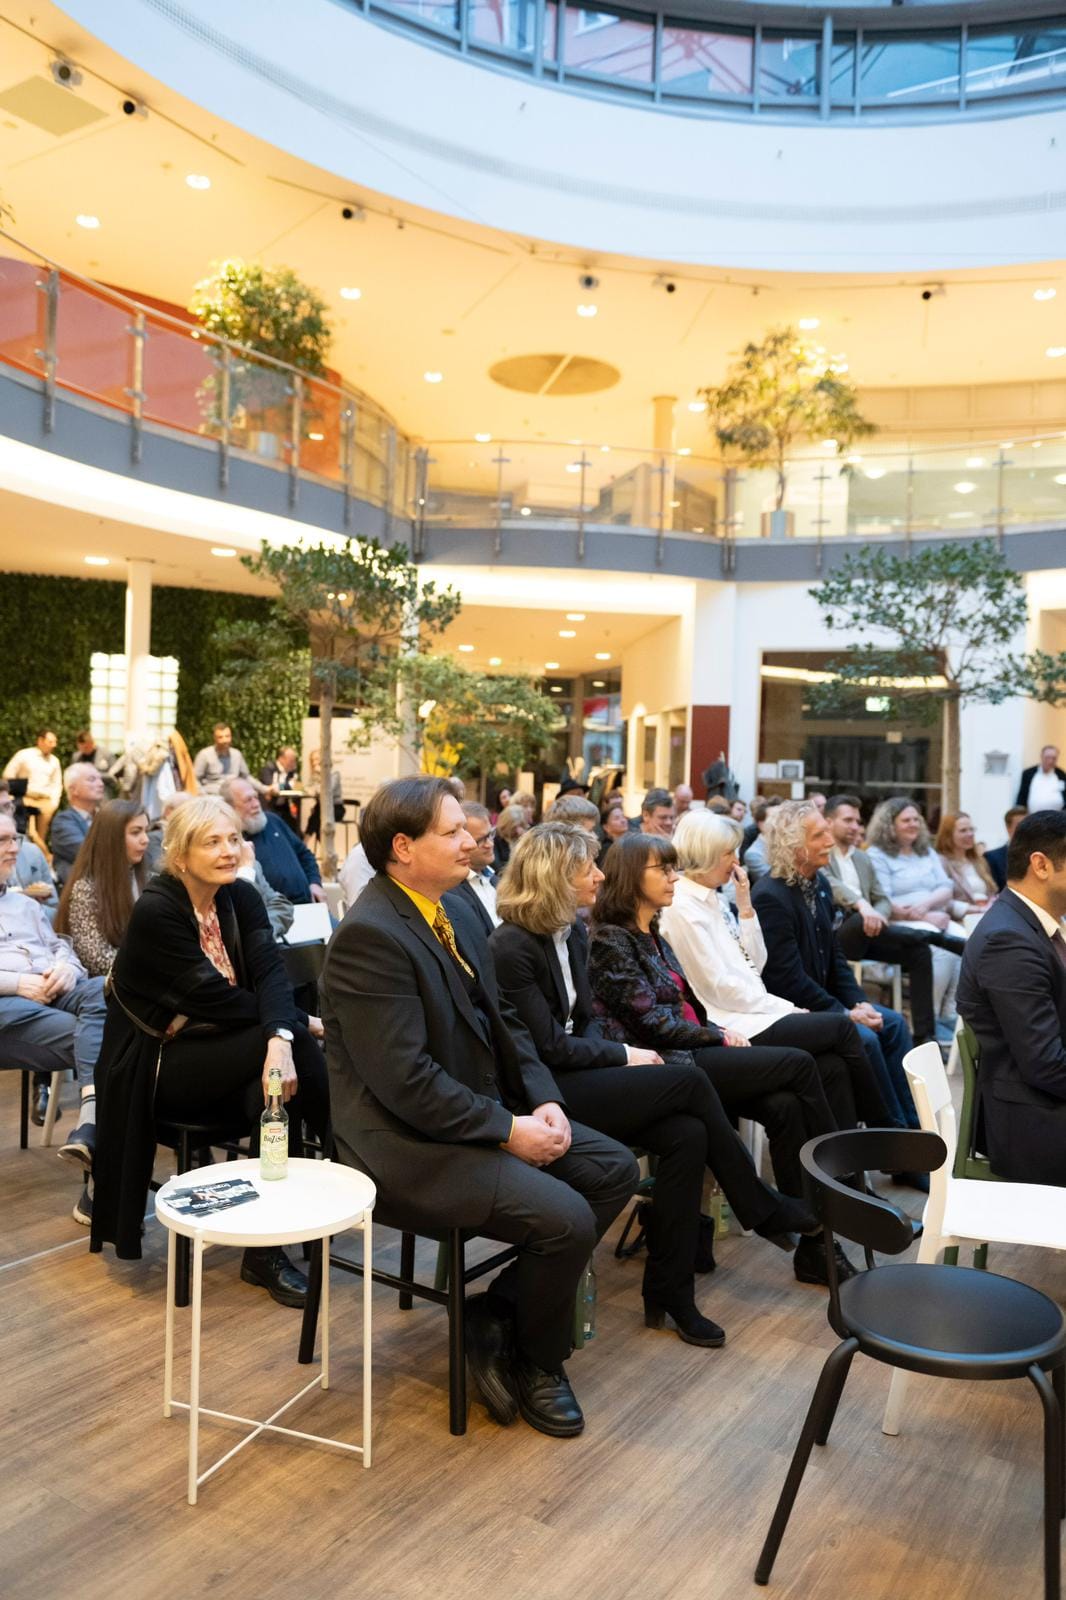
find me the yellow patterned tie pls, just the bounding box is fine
[433,904,475,979]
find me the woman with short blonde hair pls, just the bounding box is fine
[493,801,531,873]
[496,821,598,935]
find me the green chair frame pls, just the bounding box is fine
[943,1020,1001,1269]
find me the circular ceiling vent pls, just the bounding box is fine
[489,354,621,396]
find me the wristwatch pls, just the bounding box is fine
[272,1027,295,1043]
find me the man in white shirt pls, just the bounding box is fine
[448,802,500,934]
[4,728,62,844]
[1017,745,1066,813]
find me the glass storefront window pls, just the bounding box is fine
[375,0,459,31]
[468,0,537,52]
[660,22,753,98]
[859,35,960,103]
[562,6,654,83]
[760,33,820,101]
[966,27,1066,97]
[828,34,856,101]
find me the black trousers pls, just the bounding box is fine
[556,1061,774,1305]
[835,915,937,1043]
[482,1125,638,1370]
[750,1010,891,1128]
[155,1021,331,1154]
[690,1044,837,1199]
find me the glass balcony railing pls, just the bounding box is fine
[2,237,1066,558]
[346,0,1066,121]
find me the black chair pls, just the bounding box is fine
[154,1115,252,1306]
[297,1218,517,1435]
[755,1128,1066,1599]
[1,1043,71,1150]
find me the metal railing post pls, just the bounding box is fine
[218,343,232,490]
[492,449,511,558]
[384,423,397,536]
[342,401,356,529]
[35,268,59,435]
[812,465,830,572]
[576,453,590,561]
[905,455,915,549]
[289,374,303,510]
[656,452,668,566]
[414,447,429,560]
[996,447,1008,548]
[127,310,146,465]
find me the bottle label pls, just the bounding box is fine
[261,1123,288,1169]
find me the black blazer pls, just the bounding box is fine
[449,873,496,938]
[50,806,92,886]
[983,843,1009,893]
[1016,765,1066,809]
[489,918,628,1072]
[751,872,865,1014]
[957,889,1066,1185]
[320,873,561,1232]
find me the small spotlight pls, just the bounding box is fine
[84,555,110,567]
[339,286,362,301]
[474,432,492,443]
[576,304,597,318]
[185,173,210,190]
[1034,288,1057,302]
[798,317,820,330]
[687,400,707,413]
[51,58,82,89]
[211,547,237,558]
[76,214,101,230]
[424,371,443,383]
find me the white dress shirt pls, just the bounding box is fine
[659,875,797,1038]
[467,868,500,928]
[831,845,863,898]
[1028,768,1066,813]
[552,926,578,1032]
[339,842,376,907]
[3,747,61,806]
[1007,886,1066,940]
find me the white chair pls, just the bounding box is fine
[321,881,347,921]
[881,1041,1066,1436]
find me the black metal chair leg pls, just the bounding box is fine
[1054,1364,1066,1520]
[447,1229,467,1436]
[755,1338,860,1587]
[19,1070,29,1150]
[398,1232,415,1311]
[298,1239,323,1365]
[1030,1365,1063,1600]
[814,1344,858,1447]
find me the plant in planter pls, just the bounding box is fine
[189,259,332,443]
[699,326,876,520]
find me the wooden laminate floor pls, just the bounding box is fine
[1,1069,1062,1600]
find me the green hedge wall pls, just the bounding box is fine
[0,573,303,767]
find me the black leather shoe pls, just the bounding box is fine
[58,1121,95,1172]
[754,1194,818,1251]
[513,1357,584,1438]
[465,1294,517,1426]
[890,1171,930,1194]
[694,1212,717,1274]
[793,1233,857,1287]
[644,1295,726,1348]
[31,1078,61,1128]
[239,1247,308,1308]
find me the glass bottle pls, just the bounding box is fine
[259,1066,288,1181]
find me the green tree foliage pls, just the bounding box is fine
[393,655,560,793]
[700,326,876,511]
[810,539,1066,811]
[201,620,309,774]
[189,259,332,376]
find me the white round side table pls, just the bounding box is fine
[156,1156,376,1505]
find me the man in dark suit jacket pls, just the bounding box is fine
[751,800,924,1184]
[984,805,1028,893]
[320,776,637,1438]
[1016,746,1066,810]
[957,809,1066,1185]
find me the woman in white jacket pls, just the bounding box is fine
[659,809,887,1127]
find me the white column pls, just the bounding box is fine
[124,559,153,739]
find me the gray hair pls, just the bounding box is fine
[63,762,98,797]
[766,799,821,886]
[673,810,743,875]
[866,796,932,857]
[219,774,256,807]
[460,801,491,825]
[547,793,600,825]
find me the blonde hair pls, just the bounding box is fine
[766,799,820,886]
[163,795,241,873]
[673,810,743,875]
[496,803,529,843]
[547,793,599,825]
[496,822,599,935]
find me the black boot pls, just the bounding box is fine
[239,1246,308,1307]
[793,1233,857,1287]
[694,1212,717,1274]
[643,1293,726,1348]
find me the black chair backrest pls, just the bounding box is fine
[281,940,327,990]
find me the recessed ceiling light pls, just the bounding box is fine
[545,661,560,670]
[308,432,324,441]
[687,400,707,414]
[821,439,838,451]
[576,304,597,318]
[1035,288,1057,302]
[965,457,985,468]
[798,317,820,330]
[519,506,531,516]
[953,481,977,495]
[1033,440,1043,448]
[1047,347,1066,359]
[566,613,586,621]
[185,174,211,190]
[559,630,576,638]
[565,463,582,474]
[600,445,611,454]
[595,652,611,661]
[489,656,502,666]
[677,447,691,457]
[592,680,606,688]
[1001,441,1015,449]
[864,467,886,480]
[76,214,100,229]
[340,286,362,301]
[84,555,110,566]
[458,643,475,652]
[845,455,863,466]
[669,499,682,508]
[1054,474,1066,485]
[210,546,237,558]
[550,685,563,693]
[474,432,492,443]
[424,370,443,383]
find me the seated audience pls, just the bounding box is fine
[69,729,114,779]
[546,793,600,832]
[824,793,939,1046]
[808,791,827,813]
[599,803,631,858]
[936,812,998,917]
[91,796,329,1299]
[730,799,747,823]
[661,810,889,1131]
[223,776,326,905]
[957,809,1066,1186]
[449,801,500,933]
[192,722,261,796]
[160,793,293,940]
[51,763,105,887]
[750,800,926,1188]
[866,797,963,1030]
[706,797,731,816]
[673,784,694,818]
[55,801,150,977]
[1016,744,1066,811]
[321,775,639,1437]
[491,822,820,1332]
[640,788,676,838]
[489,786,512,825]
[0,811,107,1220]
[741,796,782,882]
[0,784,59,913]
[587,832,848,1284]
[493,802,530,873]
[4,727,62,844]
[984,805,1027,892]
[260,745,301,833]
[304,748,345,847]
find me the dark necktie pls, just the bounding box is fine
[1052,929,1066,972]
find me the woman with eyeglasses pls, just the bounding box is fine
[490,823,818,1345]
[588,832,853,1287]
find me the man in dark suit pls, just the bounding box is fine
[447,801,499,936]
[51,764,104,887]
[259,745,301,834]
[984,805,1027,893]
[751,800,924,1186]
[320,776,638,1438]
[1016,745,1066,811]
[957,809,1066,1186]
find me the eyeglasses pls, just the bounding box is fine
[645,863,679,877]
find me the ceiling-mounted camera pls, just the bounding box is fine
[341,205,366,221]
[121,96,148,118]
[652,274,677,294]
[920,283,946,302]
[578,272,599,291]
[51,58,82,89]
